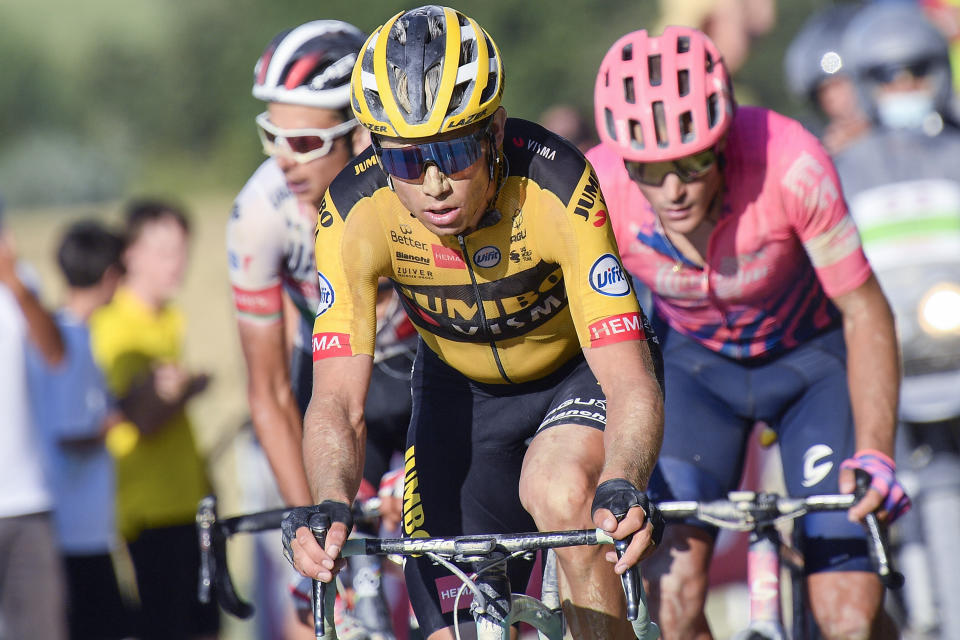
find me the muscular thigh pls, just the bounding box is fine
[771,330,869,574]
[650,328,755,510]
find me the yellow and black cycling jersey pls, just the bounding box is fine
[312,118,647,384]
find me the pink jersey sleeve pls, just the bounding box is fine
[777,122,872,298]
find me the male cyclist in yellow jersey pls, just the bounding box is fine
[282,6,665,639]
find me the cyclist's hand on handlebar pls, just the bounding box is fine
[281,500,353,582]
[591,478,665,573]
[839,450,911,524]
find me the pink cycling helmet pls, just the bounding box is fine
[595,27,734,162]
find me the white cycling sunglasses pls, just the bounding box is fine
[255,112,357,164]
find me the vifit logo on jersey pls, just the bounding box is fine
[589,254,630,296]
[316,272,335,315]
[473,246,501,268]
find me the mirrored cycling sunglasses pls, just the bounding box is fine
[255,112,356,164]
[372,126,489,182]
[623,148,718,187]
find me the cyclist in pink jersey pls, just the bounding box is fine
[589,27,910,639]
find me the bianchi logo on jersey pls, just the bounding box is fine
[316,272,335,316]
[589,254,630,296]
[802,444,834,488]
[473,245,501,268]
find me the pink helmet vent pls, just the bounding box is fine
[595,27,734,162]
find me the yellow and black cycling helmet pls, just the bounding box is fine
[350,5,504,139]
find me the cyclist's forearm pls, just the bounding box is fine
[249,387,313,506]
[302,396,366,505]
[601,377,663,489]
[838,278,899,456]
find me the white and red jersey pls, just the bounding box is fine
[588,106,873,359]
[227,158,414,358]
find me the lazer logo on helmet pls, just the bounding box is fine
[473,246,501,268]
[589,254,630,296]
[316,272,335,315]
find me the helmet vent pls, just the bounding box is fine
[426,15,444,42]
[460,39,476,64]
[621,43,633,62]
[364,89,384,116]
[707,92,719,128]
[604,108,618,142]
[394,19,408,45]
[448,82,468,112]
[677,36,690,53]
[424,64,442,112]
[394,65,412,114]
[652,101,668,147]
[705,51,715,73]
[628,119,644,150]
[679,111,694,142]
[623,77,636,104]
[479,71,498,103]
[678,69,690,96]
[648,55,662,86]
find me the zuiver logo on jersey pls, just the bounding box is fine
[316,272,335,315]
[473,246,501,268]
[589,254,630,296]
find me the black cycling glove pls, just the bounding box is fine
[591,478,665,546]
[281,500,353,567]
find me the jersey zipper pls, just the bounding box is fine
[457,233,514,384]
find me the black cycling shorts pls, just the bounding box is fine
[401,343,607,636]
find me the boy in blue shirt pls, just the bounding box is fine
[27,219,129,640]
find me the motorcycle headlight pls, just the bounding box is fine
[918,283,960,335]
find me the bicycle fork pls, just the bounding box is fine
[736,526,786,640]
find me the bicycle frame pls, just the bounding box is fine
[658,482,902,640]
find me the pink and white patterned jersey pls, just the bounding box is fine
[587,106,873,359]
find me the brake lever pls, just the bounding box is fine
[854,469,905,590]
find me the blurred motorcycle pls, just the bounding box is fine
[848,177,960,638]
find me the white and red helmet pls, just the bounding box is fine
[595,27,735,162]
[253,20,367,109]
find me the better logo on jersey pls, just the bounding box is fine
[316,271,335,316]
[473,246,501,268]
[589,254,630,296]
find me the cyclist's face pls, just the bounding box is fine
[632,159,723,236]
[265,102,361,207]
[380,108,506,237]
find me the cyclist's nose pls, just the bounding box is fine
[661,172,687,202]
[421,164,450,198]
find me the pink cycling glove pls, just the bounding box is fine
[840,449,912,522]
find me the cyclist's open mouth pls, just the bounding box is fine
[421,207,461,226]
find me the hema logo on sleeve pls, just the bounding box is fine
[589,254,630,296]
[316,272,335,315]
[472,245,501,268]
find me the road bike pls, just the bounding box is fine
[305,515,660,640]
[655,472,902,640]
[196,495,403,639]
[195,493,659,640]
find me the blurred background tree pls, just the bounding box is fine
[0,0,853,208]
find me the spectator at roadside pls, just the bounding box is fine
[0,203,67,640]
[91,199,219,640]
[26,220,131,640]
[539,104,597,152]
[784,4,871,154]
